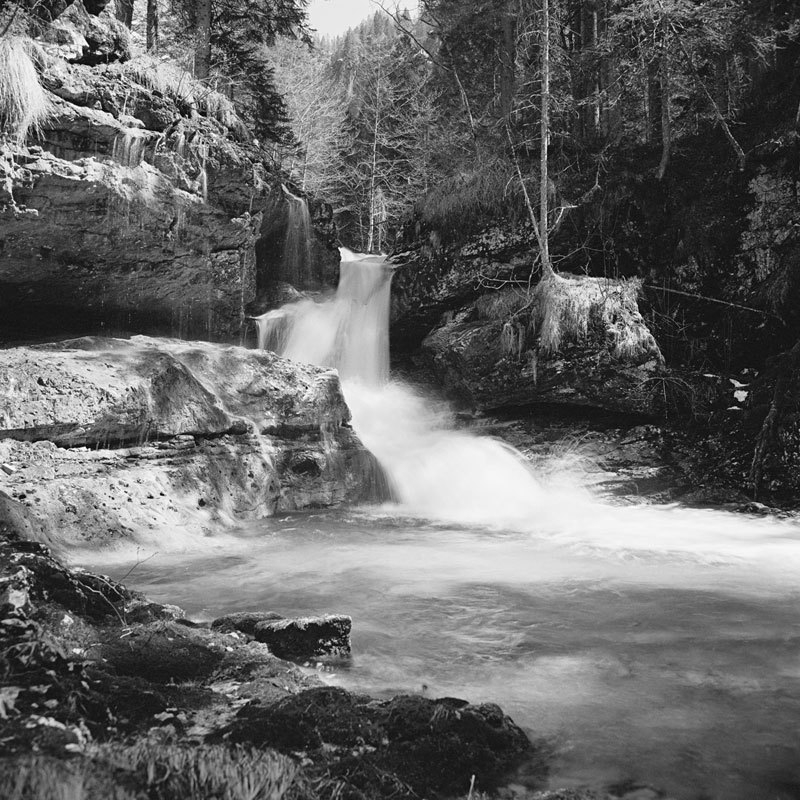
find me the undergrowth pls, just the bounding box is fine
[0,36,51,143]
[115,55,240,130]
[0,744,306,800]
[416,157,523,235]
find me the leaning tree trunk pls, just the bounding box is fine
[195,0,212,79]
[116,0,134,28]
[657,30,672,181]
[540,0,554,276]
[146,0,159,53]
[749,338,800,499]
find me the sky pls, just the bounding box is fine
[307,0,386,37]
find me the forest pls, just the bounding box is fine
[2,0,800,798]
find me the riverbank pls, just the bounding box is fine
[0,528,542,799]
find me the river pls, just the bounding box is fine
[83,250,800,799]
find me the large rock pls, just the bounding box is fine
[421,299,665,416]
[222,687,536,797]
[0,36,337,344]
[0,336,386,547]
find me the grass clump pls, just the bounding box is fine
[488,274,662,362]
[416,157,523,234]
[0,756,138,800]
[117,55,241,130]
[0,744,306,800]
[95,741,304,800]
[530,273,662,360]
[0,36,51,143]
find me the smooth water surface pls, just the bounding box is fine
[87,508,800,800]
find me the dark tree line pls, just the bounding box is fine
[271,0,797,256]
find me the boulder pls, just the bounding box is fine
[224,687,536,797]
[0,336,387,547]
[253,614,352,661]
[422,305,664,416]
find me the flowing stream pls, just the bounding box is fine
[88,250,800,799]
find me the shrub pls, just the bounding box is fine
[117,55,242,130]
[0,36,51,143]
[415,157,523,234]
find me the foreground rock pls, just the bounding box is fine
[213,612,352,661]
[0,530,540,799]
[0,336,387,548]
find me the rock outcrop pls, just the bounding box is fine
[0,3,338,345]
[422,308,664,415]
[0,336,387,548]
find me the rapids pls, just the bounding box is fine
[84,249,800,798]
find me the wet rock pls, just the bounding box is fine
[252,614,352,661]
[211,610,284,635]
[223,688,536,797]
[98,622,226,683]
[0,336,387,547]
[0,533,134,620]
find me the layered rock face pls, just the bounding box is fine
[0,336,386,548]
[0,3,338,344]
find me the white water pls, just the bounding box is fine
[254,250,800,590]
[86,251,800,798]
[280,185,314,287]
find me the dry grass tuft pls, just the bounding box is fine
[0,744,305,800]
[417,158,523,233]
[0,756,137,800]
[94,741,303,800]
[117,56,241,130]
[0,36,51,143]
[530,272,662,360]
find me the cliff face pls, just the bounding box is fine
[0,3,338,344]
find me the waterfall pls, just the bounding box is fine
[254,247,800,581]
[111,130,147,168]
[257,248,391,385]
[256,248,548,522]
[281,185,314,287]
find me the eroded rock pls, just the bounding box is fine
[252,615,352,661]
[0,336,387,547]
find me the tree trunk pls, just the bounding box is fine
[500,9,516,118]
[540,0,554,276]
[657,31,671,181]
[367,69,381,254]
[146,0,159,53]
[195,0,212,80]
[115,0,133,28]
[749,339,800,499]
[646,56,662,144]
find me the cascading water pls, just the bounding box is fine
[256,248,553,522]
[280,185,314,287]
[254,248,800,577]
[90,249,800,800]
